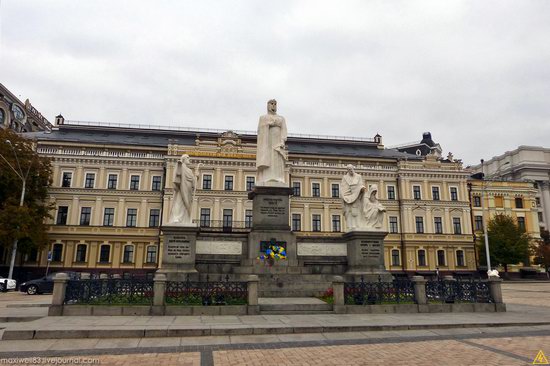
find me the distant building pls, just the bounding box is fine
[391,132,443,158]
[471,146,550,231]
[0,83,52,132]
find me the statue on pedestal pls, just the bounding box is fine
[256,99,288,186]
[168,154,198,226]
[341,165,386,231]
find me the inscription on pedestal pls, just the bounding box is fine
[166,235,191,260]
[360,240,382,259]
[259,198,286,218]
[252,192,291,230]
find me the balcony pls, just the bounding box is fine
[194,220,251,233]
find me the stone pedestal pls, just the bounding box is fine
[344,230,392,281]
[158,225,199,280]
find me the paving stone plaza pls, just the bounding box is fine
[0,282,548,365]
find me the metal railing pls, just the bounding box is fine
[344,276,416,305]
[64,278,154,305]
[194,220,251,232]
[426,278,492,303]
[165,275,247,306]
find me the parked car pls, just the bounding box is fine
[0,277,17,291]
[20,272,79,295]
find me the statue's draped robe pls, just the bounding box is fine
[363,186,385,229]
[341,172,366,230]
[168,161,196,224]
[256,114,287,185]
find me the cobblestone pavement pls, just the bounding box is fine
[502,282,550,308]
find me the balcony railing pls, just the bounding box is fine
[194,220,251,233]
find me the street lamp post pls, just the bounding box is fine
[480,159,492,272]
[0,139,32,280]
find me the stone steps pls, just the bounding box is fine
[258,297,332,315]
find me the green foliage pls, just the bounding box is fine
[534,230,550,270]
[477,214,531,272]
[0,128,52,256]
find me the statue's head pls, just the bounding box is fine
[345,164,355,175]
[368,184,378,198]
[180,154,190,164]
[267,99,277,114]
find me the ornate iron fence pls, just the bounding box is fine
[64,278,154,305]
[426,278,493,303]
[344,276,416,305]
[165,275,247,306]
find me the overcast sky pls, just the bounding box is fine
[1,1,549,165]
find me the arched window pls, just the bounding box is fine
[52,243,63,262]
[456,250,465,267]
[437,249,446,266]
[75,244,87,262]
[417,249,427,267]
[99,244,111,263]
[145,245,157,264]
[391,249,400,266]
[123,245,134,263]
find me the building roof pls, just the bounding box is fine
[25,123,421,160]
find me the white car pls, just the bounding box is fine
[0,277,17,291]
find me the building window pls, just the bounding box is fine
[292,214,301,231]
[434,217,443,234]
[515,197,523,209]
[517,217,526,232]
[52,243,63,262]
[536,197,541,207]
[126,208,137,227]
[245,209,253,228]
[123,245,134,263]
[200,208,211,227]
[332,215,341,232]
[56,206,68,225]
[450,187,458,201]
[292,182,301,196]
[224,176,234,191]
[130,175,140,190]
[107,174,118,189]
[223,209,233,229]
[474,216,483,231]
[387,186,395,200]
[312,183,321,197]
[432,187,440,201]
[84,173,95,188]
[456,250,465,267]
[539,212,544,223]
[415,216,424,233]
[75,244,87,262]
[246,177,255,191]
[437,249,446,266]
[473,196,481,207]
[99,245,110,263]
[494,196,504,208]
[152,176,162,191]
[331,184,340,198]
[61,172,72,188]
[149,209,160,227]
[453,217,462,234]
[413,185,421,200]
[146,246,157,263]
[202,174,212,190]
[312,214,321,232]
[391,249,400,266]
[418,249,427,266]
[103,208,115,227]
[80,207,91,226]
[389,216,398,233]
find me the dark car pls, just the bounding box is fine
[20,272,79,295]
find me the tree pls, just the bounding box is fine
[477,214,531,274]
[534,229,550,272]
[0,128,52,272]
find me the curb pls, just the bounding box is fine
[4,321,550,341]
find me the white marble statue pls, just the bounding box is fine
[168,154,197,225]
[256,99,288,186]
[341,165,368,230]
[363,184,386,230]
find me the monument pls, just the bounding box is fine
[159,154,200,278]
[341,165,392,280]
[242,100,298,268]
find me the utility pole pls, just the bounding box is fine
[480,159,492,272]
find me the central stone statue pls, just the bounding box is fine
[168,154,197,226]
[256,99,288,187]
